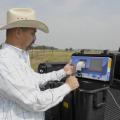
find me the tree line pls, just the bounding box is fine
[0,44,74,51]
[30,45,58,50]
[31,45,74,51]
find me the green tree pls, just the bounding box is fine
[0,44,2,49]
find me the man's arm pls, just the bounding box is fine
[0,62,79,112]
[33,69,66,85]
[33,63,75,85]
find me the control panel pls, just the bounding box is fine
[71,56,112,81]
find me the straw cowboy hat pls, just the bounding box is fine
[0,8,49,33]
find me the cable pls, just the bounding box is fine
[107,89,120,110]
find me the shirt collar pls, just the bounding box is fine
[2,43,30,65]
[2,43,27,56]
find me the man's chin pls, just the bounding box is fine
[26,41,35,50]
[26,43,34,50]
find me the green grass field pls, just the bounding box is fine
[29,49,73,71]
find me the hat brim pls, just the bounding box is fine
[0,20,49,33]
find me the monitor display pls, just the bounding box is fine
[89,59,103,72]
[71,56,112,81]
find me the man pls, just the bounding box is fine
[0,8,79,120]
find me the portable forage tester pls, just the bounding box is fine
[60,52,107,120]
[38,49,120,120]
[61,50,120,120]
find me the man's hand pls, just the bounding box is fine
[66,76,79,91]
[64,64,76,75]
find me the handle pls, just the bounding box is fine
[93,90,107,109]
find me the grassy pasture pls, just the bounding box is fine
[29,49,73,71]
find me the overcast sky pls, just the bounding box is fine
[0,0,120,50]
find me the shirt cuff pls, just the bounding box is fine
[52,83,71,98]
[62,83,71,94]
[57,69,67,79]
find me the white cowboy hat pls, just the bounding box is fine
[0,8,49,33]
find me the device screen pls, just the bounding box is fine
[89,59,103,72]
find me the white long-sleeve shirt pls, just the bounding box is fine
[0,43,71,120]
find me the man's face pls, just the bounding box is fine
[20,28,37,50]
